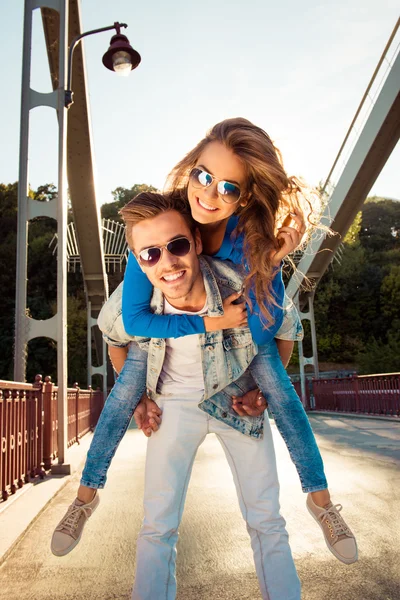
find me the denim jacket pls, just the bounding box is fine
[98,256,302,438]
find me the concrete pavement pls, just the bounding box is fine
[0,414,399,600]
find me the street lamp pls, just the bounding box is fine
[65,21,141,108]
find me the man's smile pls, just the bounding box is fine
[160,270,186,283]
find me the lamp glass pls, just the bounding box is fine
[112,50,132,77]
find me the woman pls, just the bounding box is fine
[52,118,357,567]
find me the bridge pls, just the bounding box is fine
[0,3,399,597]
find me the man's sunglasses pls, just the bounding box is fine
[137,237,192,267]
[189,167,242,204]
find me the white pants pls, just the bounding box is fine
[132,399,300,600]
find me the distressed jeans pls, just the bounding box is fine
[80,343,147,488]
[250,340,327,493]
[132,398,301,600]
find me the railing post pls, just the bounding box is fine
[353,374,360,413]
[33,374,45,479]
[42,375,54,471]
[88,385,94,430]
[74,382,80,444]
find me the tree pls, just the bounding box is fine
[102,183,158,222]
[381,265,400,323]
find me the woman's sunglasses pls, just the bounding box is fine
[137,237,192,267]
[189,167,242,204]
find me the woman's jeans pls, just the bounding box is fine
[250,341,327,493]
[81,340,327,493]
[80,343,147,488]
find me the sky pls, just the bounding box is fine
[0,0,399,207]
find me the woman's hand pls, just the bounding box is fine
[231,388,268,416]
[203,292,248,331]
[271,212,306,266]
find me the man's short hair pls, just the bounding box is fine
[119,192,196,251]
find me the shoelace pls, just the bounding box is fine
[57,504,91,535]
[318,503,352,538]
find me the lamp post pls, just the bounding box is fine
[15,0,141,472]
[65,21,141,108]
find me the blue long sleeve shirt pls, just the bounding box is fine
[121,216,284,345]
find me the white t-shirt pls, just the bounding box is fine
[156,298,208,399]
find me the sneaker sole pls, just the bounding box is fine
[51,494,100,557]
[306,502,358,565]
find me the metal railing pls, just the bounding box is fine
[0,376,104,502]
[312,373,400,417]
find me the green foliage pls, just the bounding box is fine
[343,211,362,245]
[313,198,400,370]
[102,183,158,222]
[356,322,400,375]
[359,199,400,252]
[381,265,400,321]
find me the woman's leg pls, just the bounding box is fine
[249,341,357,564]
[250,340,327,493]
[80,342,148,489]
[51,343,148,557]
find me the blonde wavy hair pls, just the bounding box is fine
[165,117,322,328]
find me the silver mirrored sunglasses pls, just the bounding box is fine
[189,167,242,204]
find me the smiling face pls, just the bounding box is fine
[130,210,205,309]
[187,141,249,225]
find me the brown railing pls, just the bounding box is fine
[312,373,400,417]
[292,380,311,410]
[0,375,104,502]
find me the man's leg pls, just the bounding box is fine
[132,398,208,600]
[211,410,301,600]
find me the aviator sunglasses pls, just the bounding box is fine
[189,167,242,204]
[137,237,192,267]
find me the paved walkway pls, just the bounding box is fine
[0,415,399,600]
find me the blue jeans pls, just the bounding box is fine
[81,341,327,494]
[250,340,327,493]
[80,344,147,488]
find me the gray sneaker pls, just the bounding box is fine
[51,492,100,556]
[307,494,358,564]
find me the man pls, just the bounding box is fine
[107,192,300,600]
[51,191,302,599]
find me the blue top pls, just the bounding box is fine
[121,216,284,345]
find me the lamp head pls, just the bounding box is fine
[102,33,141,76]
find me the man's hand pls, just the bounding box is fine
[134,393,162,437]
[231,387,268,417]
[204,292,247,332]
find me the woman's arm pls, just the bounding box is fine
[246,267,285,345]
